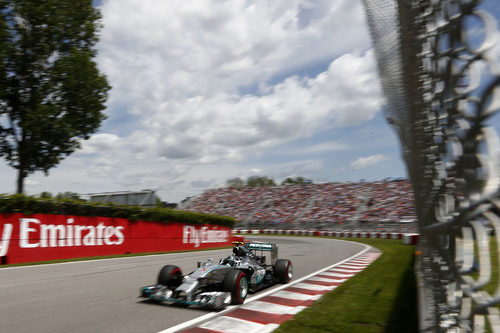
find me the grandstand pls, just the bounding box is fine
[185,179,417,232]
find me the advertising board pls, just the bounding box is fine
[0,213,234,264]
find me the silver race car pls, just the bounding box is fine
[139,241,293,310]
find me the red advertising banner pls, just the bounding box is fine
[0,213,236,265]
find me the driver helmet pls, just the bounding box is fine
[233,245,247,257]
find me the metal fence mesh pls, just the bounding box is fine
[362,0,500,331]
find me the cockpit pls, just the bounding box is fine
[232,245,254,258]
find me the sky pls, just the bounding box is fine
[0,0,499,203]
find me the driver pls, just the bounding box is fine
[220,245,252,266]
[233,244,254,258]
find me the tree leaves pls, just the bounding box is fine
[0,0,110,192]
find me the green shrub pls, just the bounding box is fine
[0,194,235,228]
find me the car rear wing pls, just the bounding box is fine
[245,242,278,265]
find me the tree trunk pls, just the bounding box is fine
[16,167,24,194]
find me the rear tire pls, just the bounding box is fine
[157,265,183,289]
[274,259,293,283]
[223,269,248,304]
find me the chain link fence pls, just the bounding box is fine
[363,0,500,331]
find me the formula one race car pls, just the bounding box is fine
[139,241,293,310]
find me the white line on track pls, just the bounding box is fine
[318,272,354,278]
[292,282,336,291]
[241,301,296,315]
[307,276,347,283]
[271,290,316,301]
[199,316,279,333]
[159,241,372,333]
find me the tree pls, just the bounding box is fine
[246,176,276,187]
[226,177,245,188]
[55,191,81,200]
[0,1,110,193]
[281,177,313,185]
[155,197,164,207]
[39,191,53,199]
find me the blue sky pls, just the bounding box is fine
[0,0,498,203]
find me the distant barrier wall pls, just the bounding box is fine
[0,213,236,265]
[233,229,419,245]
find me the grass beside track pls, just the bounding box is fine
[275,237,417,333]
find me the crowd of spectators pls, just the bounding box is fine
[251,185,314,224]
[360,181,416,223]
[186,187,276,221]
[185,179,417,229]
[300,182,368,224]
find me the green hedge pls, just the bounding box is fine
[0,194,235,228]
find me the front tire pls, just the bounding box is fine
[274,259,293,283]
[158,265,183,289]
[223,269,248,305]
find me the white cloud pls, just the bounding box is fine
[285,142,348,155]
[94,0,380,201]
[96,0,379,166]
[332,166,347,173]
[25,179,40,186]
[125,50,381,165]
[98,0,369,103]
[261,159,326,180]
[79,133,121,154]
[14,0,401,203]
[350,154,389,170]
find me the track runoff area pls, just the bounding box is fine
[0,235,379,333]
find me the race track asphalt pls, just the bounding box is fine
[0,236,365,333]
